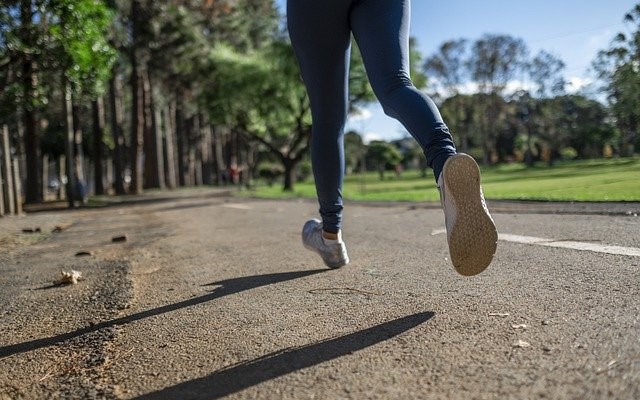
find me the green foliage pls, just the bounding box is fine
[559,147,578,160]
[366,140,403,179]
[469,34,528,94]
[49,0,117,95]
[528,50,566,97]
[408,37,427,89]
[0,0,116,120]
[424,39,468,94]
[348,40,376,108]
[592,3,640,155]
[210,0,279,52]
[344,130,366,173]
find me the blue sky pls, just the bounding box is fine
[275,0,639,142]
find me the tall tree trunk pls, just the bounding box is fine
[163,104,177,189]
[92,97,106,195]
[21,0,41,203]
[175,96,186,187]
[72,102,86,185]
[153,98,166,190]
[72,100,87,202]
[189,115,199,186]
[109,73,126,194]
[142,68,160,189]
[213,125,226,185]
[129,0,144,194]
[245,143,256,188]
[63,83,76,207]
[201,122,214,185]
[130,66,144,194]
[282,158,296,191]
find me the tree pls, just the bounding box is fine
[424,39,470,151]
[528,50,566,98]
[593,4,640,155]
[55,0,115,205]
[520,50,567,164]
[205,34,377,191]
[469,34,528,164]
[344,130,366,174]
[550,95,616,159]
[0,1,45,203]
[204,41,310,191]
[0,0,116,204]
[366,140,402,180]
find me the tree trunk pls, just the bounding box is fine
[92,97,106,195]
[163,104,177,189]
[2,125,15,214]
[130,66,144,194]
[72,101,86,202]
[21,0,41,203]
[201,119,214,185]
[188,116,198,186]
[63,83,76,207]
[142,68,161,189]
[244,143,256,188]
[282,158,296,191]
[175,97,187,187]
[213,125,226,185]
[153,99,166,190]
[378,163,385,180]
[109,73,126,194]
[129,0,144,194]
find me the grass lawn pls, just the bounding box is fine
[240,157,640,202]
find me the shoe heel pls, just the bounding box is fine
[443,154,497,276]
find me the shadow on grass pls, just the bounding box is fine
[135,311,435,400]
[0,269,325,359]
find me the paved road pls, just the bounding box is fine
[1,191,639,399]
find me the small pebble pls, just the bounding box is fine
[514,340,531,348]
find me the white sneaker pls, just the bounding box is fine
[302,219,349,269]
[438,154,498,276]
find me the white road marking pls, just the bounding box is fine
[499,233,640,257]
[432,229,640,257]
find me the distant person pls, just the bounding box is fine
[288,0,498,276]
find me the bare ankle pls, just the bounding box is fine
[322,231,339,241]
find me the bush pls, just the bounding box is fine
[560,147,578,160]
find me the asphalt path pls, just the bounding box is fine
[1,191,639,399]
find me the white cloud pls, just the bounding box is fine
[362,132,383,144]
[430,79,536,97]
[566,76,594,92]
[348,106,372,122]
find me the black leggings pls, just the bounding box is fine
[288,0,457,233]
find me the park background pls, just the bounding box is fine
[1,0,639,214]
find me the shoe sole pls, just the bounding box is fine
[442,154,498,276]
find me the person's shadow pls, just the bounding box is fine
[135,311,435,400]
[0,269,326,358]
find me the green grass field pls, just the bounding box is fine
[241,157,640,202]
